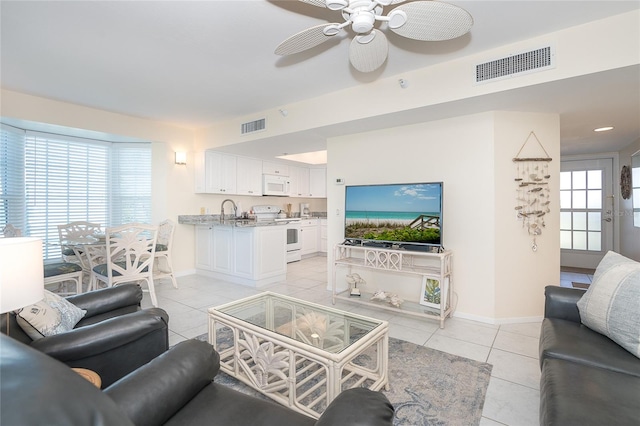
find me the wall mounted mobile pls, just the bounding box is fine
[513,131,552,252]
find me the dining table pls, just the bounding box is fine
[58,236,107,291]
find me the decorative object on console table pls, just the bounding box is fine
[0,237,45,334]
[420,277,444,309]
[513,130,552,252]
[346,273,365,296]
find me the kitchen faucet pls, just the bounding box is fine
[220,199,237,220]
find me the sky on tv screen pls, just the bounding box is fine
[345,183,442,213]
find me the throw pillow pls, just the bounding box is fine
[577,251,640,358]
[15,290,86,340]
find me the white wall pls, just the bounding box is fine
[618,138,640,261]
[327,111,560,322]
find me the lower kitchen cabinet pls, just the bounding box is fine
[300,219,318,256]
[196,224,287,286]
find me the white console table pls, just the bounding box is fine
[332,244,453,328]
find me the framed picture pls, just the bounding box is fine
[420,277,442,308]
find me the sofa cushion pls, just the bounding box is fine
[540,358,640,426]
[539,318,640,377]
[577,251,640,358]
[15,290,86,340]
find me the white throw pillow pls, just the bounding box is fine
[15,290,86,340]
[577,251,640,358]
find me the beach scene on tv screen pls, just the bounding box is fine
[345,183,441,245]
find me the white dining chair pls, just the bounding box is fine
[3,224,83,295]
[57,221,103,267]
[154,219,178,288]
[91,223,159,307]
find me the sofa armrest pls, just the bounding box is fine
[67,284,142,318]
[315,388,394,426]
[105,339,220,426]
[31,308,169,387]
[544,285,585,323]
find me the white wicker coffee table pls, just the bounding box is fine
[208,292,389,418]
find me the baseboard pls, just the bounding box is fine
[452,311,543,325]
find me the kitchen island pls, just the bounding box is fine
[179,215,288,287]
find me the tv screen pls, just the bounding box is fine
[344,182,443,250]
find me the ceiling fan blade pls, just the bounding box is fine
[349,29,389,73]
[389,1,473,41]
[275,23,341,56]
[299,0,327,7]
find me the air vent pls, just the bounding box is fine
[475,46,555,83]
[241,118,266,135]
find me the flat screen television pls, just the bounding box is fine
[344,182,443,251]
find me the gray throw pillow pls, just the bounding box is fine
[15,290,86,340]
[577,251,640,358]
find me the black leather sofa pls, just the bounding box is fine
[539,285,640,425]
[1,334,395,426]
[0,284,169,387]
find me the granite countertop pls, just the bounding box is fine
[179,212,327,226]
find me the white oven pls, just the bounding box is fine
[285,221,302,263]
[252,205,301,263]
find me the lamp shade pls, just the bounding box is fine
[0,237,44,313]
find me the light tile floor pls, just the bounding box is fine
[140,258,590,426]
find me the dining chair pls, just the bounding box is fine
[2,224,83,295]
[154,219,178,288]
[91,223,159,307]
[2,224,22,237]
[57,221,103,266]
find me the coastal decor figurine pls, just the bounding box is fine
[346,273,365,297]
[371,290,404,308]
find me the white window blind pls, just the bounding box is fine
[0,124,151,260]
[0,124,26,233]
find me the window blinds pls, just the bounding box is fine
[0,125,151,260]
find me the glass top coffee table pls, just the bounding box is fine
[208,292,389,418]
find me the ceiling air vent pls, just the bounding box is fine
[475,46,555,83]
[241,118,266,135]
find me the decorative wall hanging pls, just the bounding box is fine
[620,165,631,200]
[513,131,552,252]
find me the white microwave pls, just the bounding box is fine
[262,174,290,196]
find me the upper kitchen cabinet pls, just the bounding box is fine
[263,161,289,176]
[289,166,310,197]
[195,151,237,194]
[236,156,263,196]
[309,167,327,198]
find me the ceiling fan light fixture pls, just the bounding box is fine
[351,11,376,33]
[323,24,341,36]
[387,10,407,29]
[326,0,348,11]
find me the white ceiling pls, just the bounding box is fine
[1,0,639,158]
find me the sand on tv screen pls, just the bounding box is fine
[344,182,442,247]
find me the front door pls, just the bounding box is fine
[560,158,614,269]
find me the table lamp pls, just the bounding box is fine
[0,237,45,334]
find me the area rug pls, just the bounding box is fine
[194,333,492,425]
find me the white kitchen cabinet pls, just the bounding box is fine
[320,219,328,253]
[236,156,263,196]
[212,226,233,273]
[289,166,310,197]
[196,224,287,286]
[263,161,289,176]
[195,225,213,270]
[300,218,318,256]
[195,151,237,194]
[309,167,326,198]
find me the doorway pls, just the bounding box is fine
[560,158,614,269]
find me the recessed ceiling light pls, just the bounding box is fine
[276,150,327,165]
[594,126,614,132]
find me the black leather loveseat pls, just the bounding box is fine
[539,285,640,425]
[1,334,395,426]
[0,284,169,387]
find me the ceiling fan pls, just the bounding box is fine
[275,0,473,73]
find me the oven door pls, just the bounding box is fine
[286,223,301,262]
